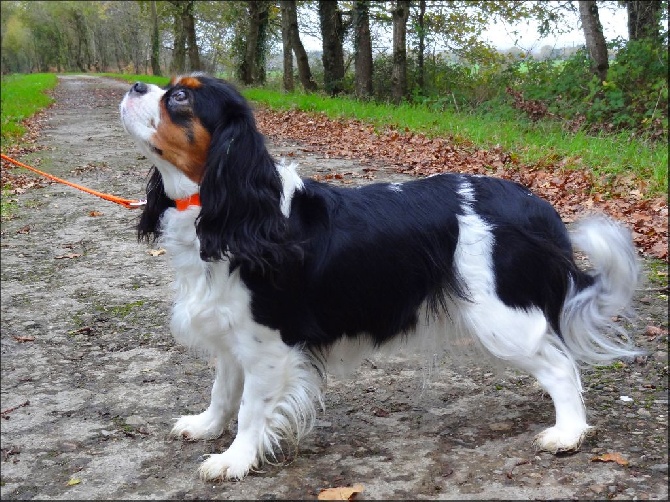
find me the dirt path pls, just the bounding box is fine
[1,76,667,500]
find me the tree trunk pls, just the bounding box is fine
[240,1,269,85]
[182,1,201,70]
[578,0,609,82]
[170,2,187,74]
[150,0,162,75]
[391,0,410,104]
[353,0,373,98]
[280,1,294,92]
[626,1,661,41]
[319,0,345,95]
[71,10,90,72]
[417,0,426,93]
[284,0,317,91]
[254,2,269,84]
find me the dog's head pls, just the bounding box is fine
[120,74,292,271]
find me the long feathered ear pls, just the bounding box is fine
[137,166,174,242]
[196,110,295,273]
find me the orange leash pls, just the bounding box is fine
[1,153,145,209]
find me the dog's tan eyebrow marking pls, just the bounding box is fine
[175,76,203,89]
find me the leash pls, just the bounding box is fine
[1,153,145,209]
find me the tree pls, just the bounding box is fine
[280,0,294,92]
[578,0,609,82]
[283,0,317,91]
[195,1,246,74]
[319,0,346,95]
[625,0,663,41]
[416,0,427,94]
[183,1,201,71]
[170,1,187,73]
[70,7,92,71]
[169,1,200,73]
[391,0,410,104]
[238,0,269,85]
[2,12,34,73]
[150,1,161,76]
[353,0,373,98]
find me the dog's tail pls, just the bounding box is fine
[559,216,642,365]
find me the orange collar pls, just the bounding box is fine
[175,193,201,211]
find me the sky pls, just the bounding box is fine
[482,5,629,51]
[299,4,629,53]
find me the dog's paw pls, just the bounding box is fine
[533,424,595,453]
[171,411,226,441]
[198,449,258,481]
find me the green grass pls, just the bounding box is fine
[1,186,18,220]
[242,88,668,197]
[1,73,58,149]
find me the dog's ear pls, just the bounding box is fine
[196,110,294,273]
[138,166,174,242]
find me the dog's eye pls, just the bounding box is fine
[171,90,189,104]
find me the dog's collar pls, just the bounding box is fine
[174,193,201,211]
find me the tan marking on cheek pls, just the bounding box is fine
[152,102,211,183]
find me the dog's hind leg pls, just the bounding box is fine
[171,351,244,440]
[464,300,592,453]
[510,339,594,453]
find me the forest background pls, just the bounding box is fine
[1,1,668,248]
[2,1,667,139]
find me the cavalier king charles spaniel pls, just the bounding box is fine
[119,73,640,481]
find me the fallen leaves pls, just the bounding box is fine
[1,400,30,419]
[371,406,389,417]
[591,452,630,466]
[54,253,82,260]
[1,109,51,192]
[13,335,35,343]
[255,107,667,261]
[1,445,21,461]
[644,325,668,340]
[318,484,364,501]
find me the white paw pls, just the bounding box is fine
[171,411,226,440]
[198,448,258,481]
[533,424,595,453]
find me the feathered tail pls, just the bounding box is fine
[560,216,642,365]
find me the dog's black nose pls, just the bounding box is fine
[130,81,148,95]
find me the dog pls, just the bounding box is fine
[119,73,640,481]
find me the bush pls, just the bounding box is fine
[508,39,668,139]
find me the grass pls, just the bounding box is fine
[242,88,668,197]
[1,73,58,149]
[1,186,18,220]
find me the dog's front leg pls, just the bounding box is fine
[171,351,243,440]
[197,331,319,481]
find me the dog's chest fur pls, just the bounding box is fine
[159,207,251,352]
